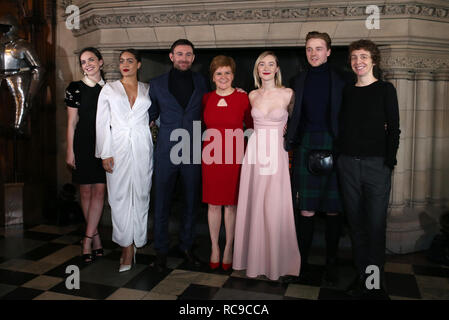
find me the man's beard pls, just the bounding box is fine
[174,62,191,71]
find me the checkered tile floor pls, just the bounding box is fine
[0,223,448,300]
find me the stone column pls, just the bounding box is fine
[101,49,121,81]
[382,49,448,253]
[383,69,414,216]
[431,71,449,208]
[412,71,435,208]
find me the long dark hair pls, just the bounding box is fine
[78,47,105,79]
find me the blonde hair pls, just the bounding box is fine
[253,51,283,89]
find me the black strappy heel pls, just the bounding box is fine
[92,233,104,257]
[81,235,94,262]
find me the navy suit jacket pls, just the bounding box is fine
[149,71,209,165]
[284,67,347,152]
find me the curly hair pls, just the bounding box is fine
[348,39,381,67]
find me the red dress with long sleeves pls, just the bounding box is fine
[202,90,253,205]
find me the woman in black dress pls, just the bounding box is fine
[337,40,400,299]
[65,47,106,262]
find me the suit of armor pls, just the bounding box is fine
[0,14,44,130]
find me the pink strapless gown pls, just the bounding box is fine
[233,107,301,280]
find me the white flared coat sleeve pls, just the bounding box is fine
[96,83,113,159]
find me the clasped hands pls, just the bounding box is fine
[102,157,114,173]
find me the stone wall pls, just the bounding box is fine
[55,0,449,253]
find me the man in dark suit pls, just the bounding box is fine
[149,39,209,271]
[284,31,347,286]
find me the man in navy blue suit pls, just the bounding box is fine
[148,39,209,271]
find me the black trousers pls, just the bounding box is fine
[337,155,392,277]
[153,160,201,254]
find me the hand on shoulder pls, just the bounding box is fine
[235,87,247,94]
[248,89,263,105]
[248,89,259,99]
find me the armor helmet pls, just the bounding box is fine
[0,14,19,39]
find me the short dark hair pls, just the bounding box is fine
[305,31,332,50]
[348,39,381,67]
[119,48,141,62]
[170,39,195,54]
[209,55,236,78]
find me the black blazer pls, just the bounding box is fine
[284,67,347,152]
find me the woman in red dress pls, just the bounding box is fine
[202,55,253,270]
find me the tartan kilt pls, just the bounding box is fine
[291,131,342,212]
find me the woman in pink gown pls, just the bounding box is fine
[233,51,301,280]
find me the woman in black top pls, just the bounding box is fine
[65,47,106,262]
[337,40,400,299]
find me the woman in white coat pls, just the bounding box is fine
[96,49,153,272]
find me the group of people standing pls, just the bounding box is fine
[65,31,400,299]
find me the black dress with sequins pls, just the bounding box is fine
[65,81,106,184]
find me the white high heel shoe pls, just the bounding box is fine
[119,246,136,273]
